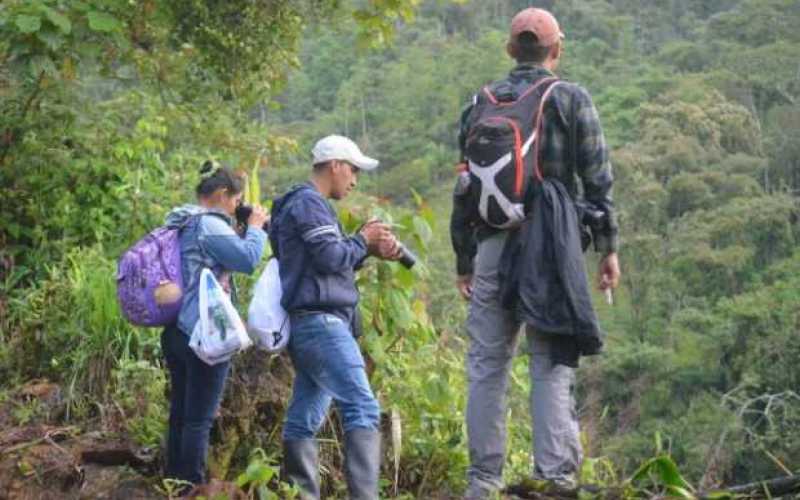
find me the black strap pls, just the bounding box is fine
[568,87,579,196]
[273,190,310,312]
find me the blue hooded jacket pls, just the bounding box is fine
[269,183,368,323]
[164,204,267,336]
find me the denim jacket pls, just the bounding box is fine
[164,204,267,336]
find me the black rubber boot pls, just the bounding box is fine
[344,429,381,500]
[283,439,320,500]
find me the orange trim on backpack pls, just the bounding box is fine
[482,77,557,108]
[485,116,524,196]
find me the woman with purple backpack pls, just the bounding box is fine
[160,161,268,487]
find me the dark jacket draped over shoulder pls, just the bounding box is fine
[500,179,604,367]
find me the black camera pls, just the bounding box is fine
[235,204,269,232]
[576,201,608,231]
[357,220,418,269]
[575,201,609,251]
[397,243,418,269]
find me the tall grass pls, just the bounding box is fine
[2,244,161,416]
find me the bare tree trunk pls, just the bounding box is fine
[360,94,369,144]
[344,97,350,137]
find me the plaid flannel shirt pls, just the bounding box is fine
[451,64,619,275]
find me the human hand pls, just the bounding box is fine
[457,274,473,301]
[359,219,393,256]
[598,252,620,291]
[375,233,403,261]
[248,205,269,229]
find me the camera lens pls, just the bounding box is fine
[397,243,417,269]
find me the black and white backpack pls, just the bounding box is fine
[463,77,563,229]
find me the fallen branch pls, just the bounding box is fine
[701,475,800,499]
[0,426,76,455]
[504,481,624,499]
[505,474,800,500]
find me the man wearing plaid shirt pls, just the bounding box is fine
[451,8,621,498]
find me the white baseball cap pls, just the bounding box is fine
[311,135,379,171]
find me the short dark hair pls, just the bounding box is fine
[196,160,243,198]
[312,160,333,172]
[313,160,359,173]
[511,32,551,63]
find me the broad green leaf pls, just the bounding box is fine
[15,14,42,33]
[234,471,249,487]
[36,30,64,51]
[630,455,694,493]
[666,485,696,498]
[396,266,415,289]
[247,462,273,483]
[29,55,58,77]
[87,11,122,32]
[44,8,71,34]
[412,215,432,245]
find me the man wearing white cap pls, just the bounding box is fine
[269,135,399,499]
[451,7,621,498]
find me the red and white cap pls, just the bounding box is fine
[509,8,564,47]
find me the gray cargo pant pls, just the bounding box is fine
[465,232,582,492]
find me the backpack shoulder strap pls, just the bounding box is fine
[568,84,579,196]
[483,76,556,106]
[169,210,230,233]
[531,79,564,182]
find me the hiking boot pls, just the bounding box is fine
[532,473,578,496]
[344,429,381,500]
[464,480,499,500]
[283,439,320,500]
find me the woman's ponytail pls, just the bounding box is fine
[195,160,243,198]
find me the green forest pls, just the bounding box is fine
[1,0,799,498]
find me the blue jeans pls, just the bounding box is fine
[161,324,230,484]
[283,313,380,440]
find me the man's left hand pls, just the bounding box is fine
[598,252,620,290]
[376,234,403,261]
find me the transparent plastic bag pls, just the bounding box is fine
[247,258,290,353]
[190,268,252,365]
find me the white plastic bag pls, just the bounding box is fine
[247,258,290,353]
[190,268,252,365]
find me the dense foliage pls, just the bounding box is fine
[269,0,800,489]
[1,0,798,498]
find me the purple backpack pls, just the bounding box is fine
[116,225,185,327]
